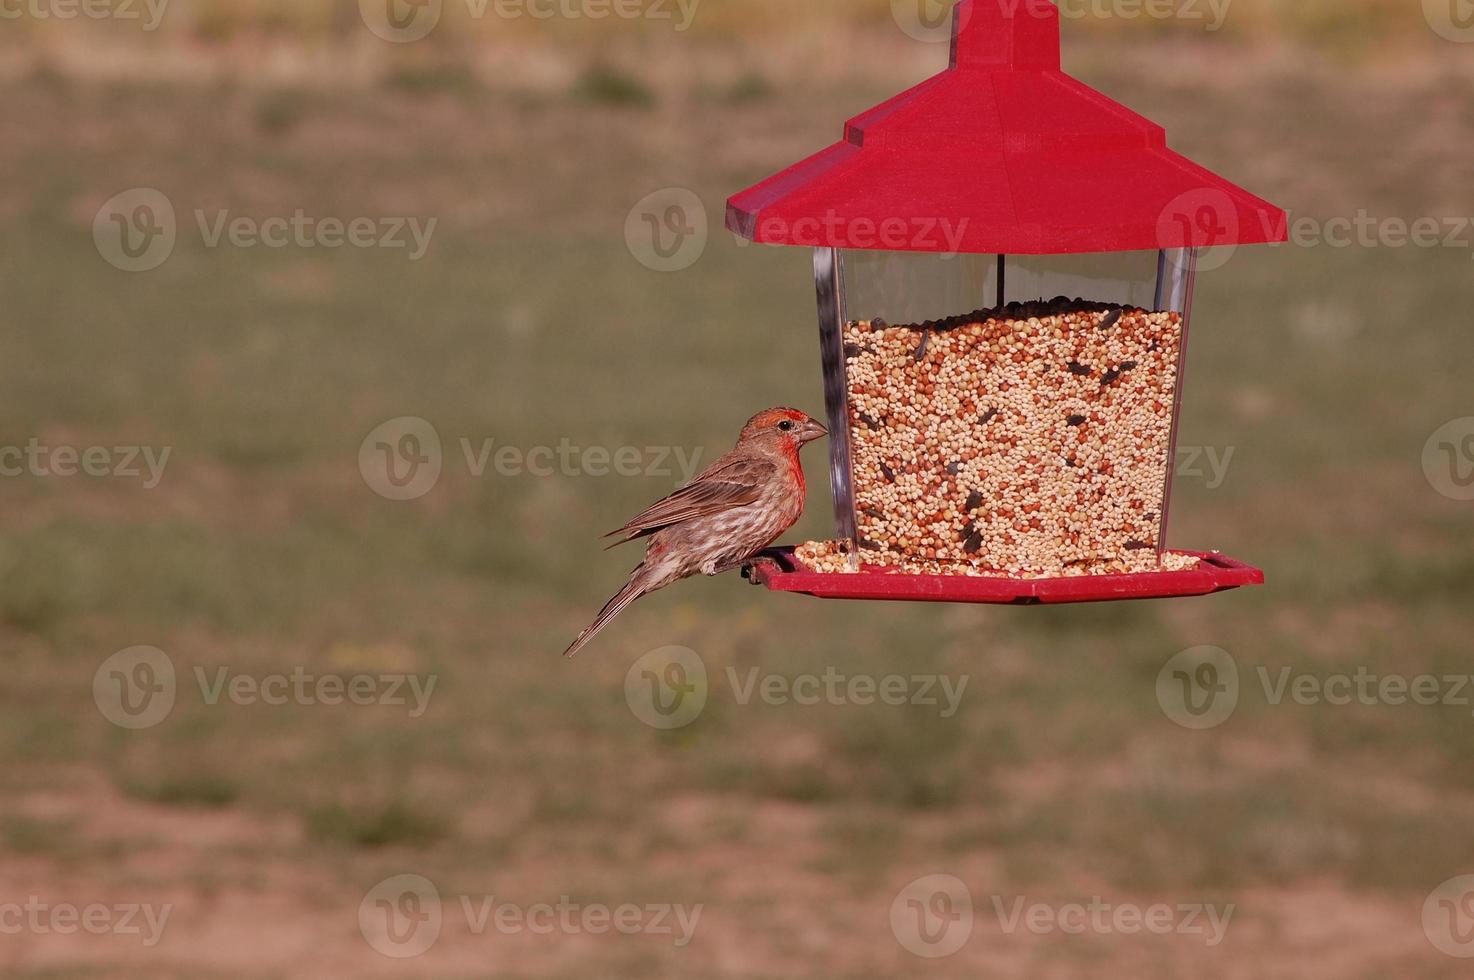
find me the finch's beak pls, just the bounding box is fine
[799,419,829,444]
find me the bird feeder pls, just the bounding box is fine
[729,0,1286,604]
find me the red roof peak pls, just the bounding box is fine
[726,0,1287,255]
[952,0,1061,71]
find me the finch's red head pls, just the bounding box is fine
[739,408,828,452]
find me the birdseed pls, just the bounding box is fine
[814,298,1198,579]
[793,539,1203,579]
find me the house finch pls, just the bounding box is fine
[563,407,828,658]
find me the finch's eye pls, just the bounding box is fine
[778,420,795,432]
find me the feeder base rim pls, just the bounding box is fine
[746,547,1263,605]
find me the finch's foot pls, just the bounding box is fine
[740,554,783,585]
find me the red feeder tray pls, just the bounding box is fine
[748,548,1264,606]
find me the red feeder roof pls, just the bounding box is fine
[726,0,1287,255]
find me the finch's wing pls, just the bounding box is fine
[603,456,775,547]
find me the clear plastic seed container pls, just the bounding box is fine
[811,247,1196,579]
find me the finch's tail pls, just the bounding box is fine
[563,568,652,659]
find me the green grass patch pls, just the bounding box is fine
[573,65,655,108]
[306,799,448,849]
[124,773,241,809]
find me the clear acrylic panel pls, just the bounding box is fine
[1003,250,1162,309]
[840,251,1001,325]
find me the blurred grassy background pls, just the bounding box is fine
[1,0,1472,977]
[0,0,1443,43]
